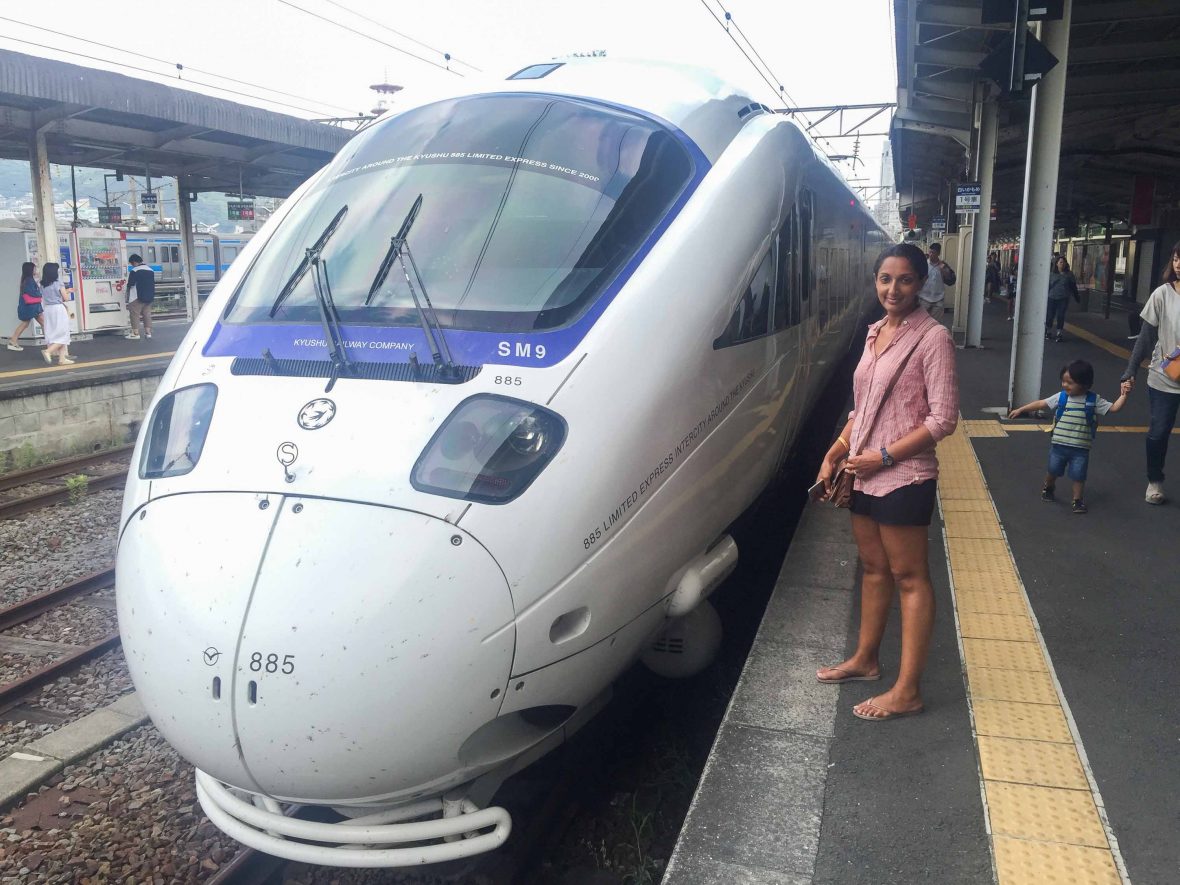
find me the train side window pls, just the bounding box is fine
[223,246,237,263]
[714,247,774,348]
[147,247,156,263]
[172,246,181,263]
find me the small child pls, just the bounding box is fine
[1007,359,1130,514]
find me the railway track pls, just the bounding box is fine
[0,567,120,714]
[0,446,132,520]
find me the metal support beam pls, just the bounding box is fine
[1009,4,1073,409]
[28,131,57,270]
[967,99,998,348]
[914,46,987,68]
[177,179,200,322]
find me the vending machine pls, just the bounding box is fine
[69,227,130,334]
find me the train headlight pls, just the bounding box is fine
[139,383,218,479]
[411,395,567,504]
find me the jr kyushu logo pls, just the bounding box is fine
[298,398,336,430]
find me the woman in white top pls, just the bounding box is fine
[39,263,76,365]
[1122,239,1180,504]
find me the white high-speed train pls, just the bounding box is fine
[116,59,889,867]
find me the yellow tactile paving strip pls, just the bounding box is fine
[937,428,1126,885]
[0,350,174,379]
[964,420,1179,437]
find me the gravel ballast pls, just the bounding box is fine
[0,490,122,608]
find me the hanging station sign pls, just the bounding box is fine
[955,182,981,213]
[931,215,947,233]
[97,206,122,224]
[228,201,255,221]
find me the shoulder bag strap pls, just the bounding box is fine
[853,321,939,456]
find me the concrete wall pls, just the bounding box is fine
[0,375,159,467]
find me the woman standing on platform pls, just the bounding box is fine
[39,263,76,365]
[1121,239,1180,505]
[7,262,43,351]
[1045,256,1079,343]
[814,243,959,721]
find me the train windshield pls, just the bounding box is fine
[224,94,695,332]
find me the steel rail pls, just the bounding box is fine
[0,469,128,520]
[0,567,115,633]
[0,632,121,713]
[0,445,133,494]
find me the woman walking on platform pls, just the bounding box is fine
[1121,240,1180,504]
[7,262,43,351]
[814,243,959,721]
[39,263,76,365]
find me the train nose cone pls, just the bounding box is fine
[117,493,516,804]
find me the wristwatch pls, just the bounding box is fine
[880,446,895,467]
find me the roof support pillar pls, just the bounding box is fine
[177,179,200,321]
[966,98,998,348]
[28,130,58,270]
[1008,3,1072,408]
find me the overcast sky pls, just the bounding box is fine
[1,0,896,187]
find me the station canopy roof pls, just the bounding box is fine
[0,49,353,197]
[891,1,1180,236]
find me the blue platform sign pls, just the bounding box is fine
[956,183,981,213]
[931,215,947,232]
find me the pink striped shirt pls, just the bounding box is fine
[848,310,959,496]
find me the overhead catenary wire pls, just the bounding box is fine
[0,14,356,115]
[313,0,483,72]
[697,0,840,156]
[0,33,343,117]
[275,0,463,77]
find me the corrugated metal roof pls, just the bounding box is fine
[0,48,354,197]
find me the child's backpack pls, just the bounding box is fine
[1054,391,1098,438]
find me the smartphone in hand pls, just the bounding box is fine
[807,480,827,502]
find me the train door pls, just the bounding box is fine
[160,242,181,281]
[194,237,215,290]
[795,187,816,396]
[769,195,808,472]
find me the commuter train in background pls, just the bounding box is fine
[116,59,890,868]
[122,230,254,299]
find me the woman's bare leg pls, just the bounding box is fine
[854,523,933,716]
[818,513,895,679]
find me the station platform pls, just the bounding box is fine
[664,299,1177,885]
[0,318,188,399]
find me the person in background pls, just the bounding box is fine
[7,261,43,351]
[815,242,959,721]
[1045,256,1080,343]
[918,242,956,321]
[1008,359,1129,514]
[125,254,155,340]
[985,253,1001,304]
[1121,239,1180,505]
[39,262,75,365]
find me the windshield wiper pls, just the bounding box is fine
[269,204,349,318]
[308,249,353,392]
[365,194,459,381]
[266,204,352,392]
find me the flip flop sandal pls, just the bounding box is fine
[816,666,881,684]
[852,697,924,722]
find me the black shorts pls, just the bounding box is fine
[850,478,938,526]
